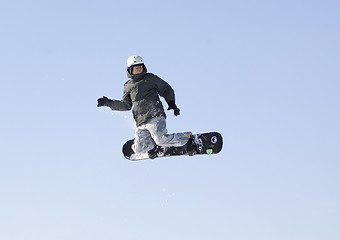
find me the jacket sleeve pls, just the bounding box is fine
[151,74,176,105]
[107,84,132,111]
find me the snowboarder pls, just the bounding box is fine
[97,55,195,159]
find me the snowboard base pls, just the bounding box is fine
[122,132,223,161]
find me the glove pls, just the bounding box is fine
[167,101,180,116]
[97,96,111,107]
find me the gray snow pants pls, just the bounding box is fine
[132,116,191,154]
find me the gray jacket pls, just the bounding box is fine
[108,70,175,126]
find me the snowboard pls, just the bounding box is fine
[122,132,223,161]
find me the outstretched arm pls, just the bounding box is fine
[97,96,132,111]
[97,83,133,111]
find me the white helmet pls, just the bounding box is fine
[127,55,144,67]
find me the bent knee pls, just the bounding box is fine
[153,134,171,146]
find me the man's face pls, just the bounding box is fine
[132,65,143,74]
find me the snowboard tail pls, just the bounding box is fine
[122,132,223,161]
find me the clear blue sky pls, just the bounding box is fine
[1,0,339,239]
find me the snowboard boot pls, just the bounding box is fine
[148,146,159,159]
[183,135,197,156]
